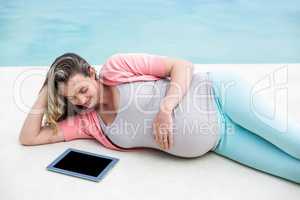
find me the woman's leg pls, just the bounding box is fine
[213,114,300,184]
[209,70,300,160]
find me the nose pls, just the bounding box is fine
[77,95,88,106]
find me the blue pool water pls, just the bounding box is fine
[0,0,299,66]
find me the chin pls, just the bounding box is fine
[86,100,96,109]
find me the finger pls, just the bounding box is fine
[167,130,170,149]
[162,130,168,150]
[154,125,163,148]
[153,124,158,143]
[163,133,168,150]
[158,129,164,147]
[163,129,169,150]
[169,130,173,148]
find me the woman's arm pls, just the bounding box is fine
[101,53,194,106]
[159,58,194,113]
[153,57,194,150]
[18,86,64,145]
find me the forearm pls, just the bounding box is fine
[19,89,47,143]
[160,61,194,113]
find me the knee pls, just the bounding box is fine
[289,150,300,160]
[285,142,300,160]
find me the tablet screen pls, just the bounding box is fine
[47,148,119,182]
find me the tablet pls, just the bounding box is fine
[46,148,119,182]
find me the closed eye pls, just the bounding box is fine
[80,88,88,93]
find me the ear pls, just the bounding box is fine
[88,66,97,79]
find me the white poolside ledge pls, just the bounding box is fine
[1,64,300,200]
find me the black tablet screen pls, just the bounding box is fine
[53,151,113,177]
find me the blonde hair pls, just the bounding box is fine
[40,53,98,135]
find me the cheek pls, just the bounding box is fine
[88,87,97,98]
[88,82,99,99]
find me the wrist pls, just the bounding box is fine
[159,99,174,114]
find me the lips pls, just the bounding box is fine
[83,98,91,107]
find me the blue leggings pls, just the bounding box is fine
[208,70,300,184]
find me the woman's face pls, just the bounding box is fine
[57,72,100,109]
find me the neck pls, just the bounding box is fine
[96,82,115,112]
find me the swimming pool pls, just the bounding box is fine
[0,0,299,66]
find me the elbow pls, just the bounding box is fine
[180,60,194,71]
[174,60,194,72]
[18,134,34,146]
[186,60,194,69]
[19,137,29,146]
[184,60,194,75]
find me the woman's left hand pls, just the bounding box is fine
[152,110,174,150]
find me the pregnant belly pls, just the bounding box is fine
[106,72,222,158]
[136,113,220,158]
[113,107,221,158]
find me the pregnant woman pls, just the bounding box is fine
[19,53,300,184]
